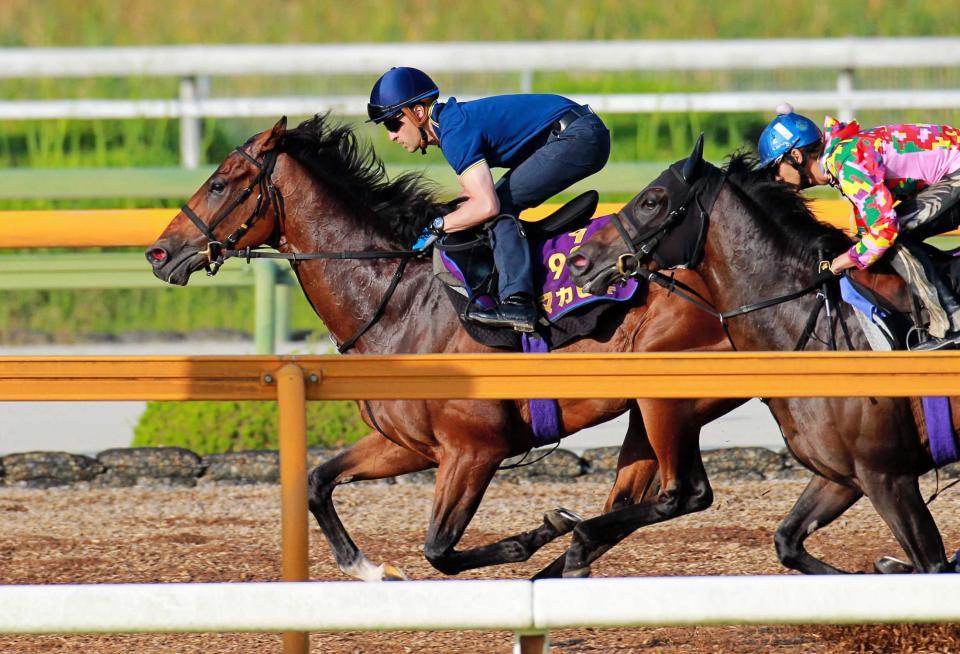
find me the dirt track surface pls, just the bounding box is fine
[2,478,960,653]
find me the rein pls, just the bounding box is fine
[183,144,430,353]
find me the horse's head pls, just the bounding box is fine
[146,117,288,285]
[568,135,718,294]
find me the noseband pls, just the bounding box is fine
[181,146,284,276]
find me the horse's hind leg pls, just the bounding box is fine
[308,432,432,581]
[605,405,660,513]
[559,399,714,578]
[421,451,581,576]
[534,406,658,580]
[774,475,862,574]
[859,470,950,573]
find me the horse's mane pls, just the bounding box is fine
[277,114,444,244]
[720,151,852,267]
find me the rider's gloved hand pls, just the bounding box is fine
[411,216,445,251]
[811,265,840,287]
[411,228,435,251]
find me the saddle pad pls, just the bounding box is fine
[843,278,960,467]
[438,214,640,322]
[535,215,640,321]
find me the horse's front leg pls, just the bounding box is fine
[308,432,432,581]
[774,474,862,574]
[421,448,581,576]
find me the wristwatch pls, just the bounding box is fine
[431,216,445,232]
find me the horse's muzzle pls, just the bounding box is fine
[145,240,206,286]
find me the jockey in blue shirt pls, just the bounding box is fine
[367,67,610,332]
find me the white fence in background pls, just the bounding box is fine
[3,38,960,168]
[3,576,960,653]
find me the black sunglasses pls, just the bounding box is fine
[382,113,404,133]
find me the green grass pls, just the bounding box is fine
[1,0,958,341]
[4,1,960,45]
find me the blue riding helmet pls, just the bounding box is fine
[367,67,439,124]
[757,109,822,168]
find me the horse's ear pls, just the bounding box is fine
[252,116,288,155]
[681,133,705,182]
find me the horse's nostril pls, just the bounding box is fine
[568,253,590,270]
[146,247,169,266]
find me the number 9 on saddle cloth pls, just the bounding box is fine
[434,191,642,350]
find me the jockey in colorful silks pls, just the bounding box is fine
[367,66,610,332]
[758,103,960,349]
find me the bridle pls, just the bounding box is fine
[602,156,848,352]
[178,143,428,355]
[181,146,284,276]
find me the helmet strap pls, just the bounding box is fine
[785,151,813,190]
[401,106,430,155]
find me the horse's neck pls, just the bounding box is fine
[698,188,863,351]
[278,173,460,354]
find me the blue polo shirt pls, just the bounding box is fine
[430,94,578,175]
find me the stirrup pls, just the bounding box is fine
[911,330,960,351]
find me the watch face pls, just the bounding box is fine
[432,217,444,230]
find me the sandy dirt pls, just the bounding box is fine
[2,477,960,653]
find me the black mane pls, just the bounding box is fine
[721,151,852,266]
[278,114,444,244]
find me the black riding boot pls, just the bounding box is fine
[465,293,538,333]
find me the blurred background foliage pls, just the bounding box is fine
[133,399,368,454]
[2,0,959,341]
[2,0,957,44]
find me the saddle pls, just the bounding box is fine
[434,190,644,350]
[842,239,960,350]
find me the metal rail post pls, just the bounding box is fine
[836,67,855,123]
[178,75,201,170]
[254,258,277,354]
[274,265,293,346]
[277,362,310,654]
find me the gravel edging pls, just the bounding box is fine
[3,445,958,488]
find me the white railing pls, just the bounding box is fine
[4,576,960,652]
[3,38,959,168]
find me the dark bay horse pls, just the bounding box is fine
[146,115,740,581]
[567,144,954,576]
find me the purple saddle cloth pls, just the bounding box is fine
[439,214,640,326]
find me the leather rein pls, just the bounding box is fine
[183,145,427,353]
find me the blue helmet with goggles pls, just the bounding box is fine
[757,103,822,168]
[367,67,439,124]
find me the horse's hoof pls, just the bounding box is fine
[562,565,592,578]
[381,563,409,581]
[874,556,914,574]
[544,507,583,534]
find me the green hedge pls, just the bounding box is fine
[132,400,369,454]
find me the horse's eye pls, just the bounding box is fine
[641,198,658,210]
[209,180,226,195]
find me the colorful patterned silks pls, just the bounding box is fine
[821,116,960,268]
